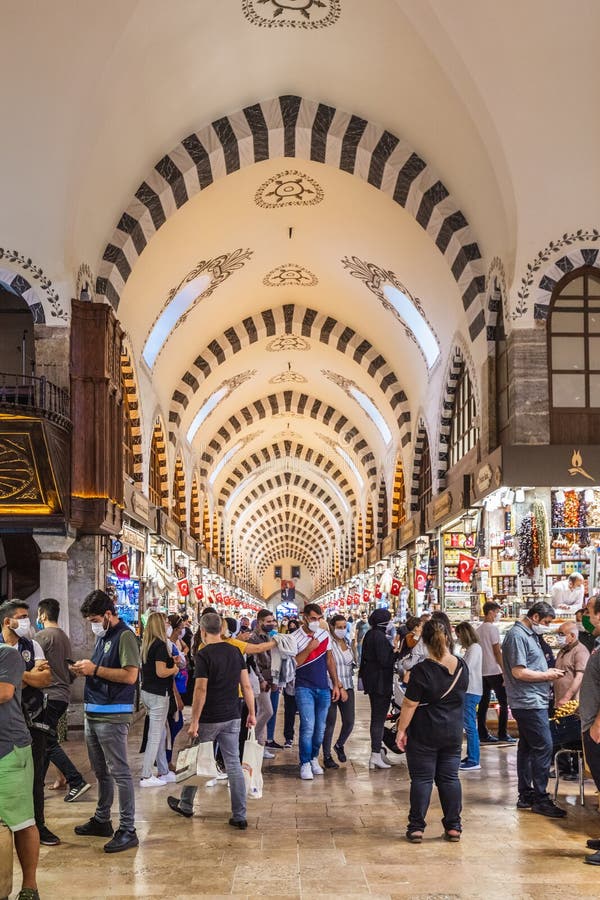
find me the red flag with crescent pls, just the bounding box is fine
[390,578,402,596]
[363,589,371,603]
[177,578,190,598]
[194,585,204,601]
[414,568,428,591]
[374,584,382,600]
[457,553,476,583]
[110,553,130,580]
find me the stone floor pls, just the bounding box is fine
[14,693,600,899]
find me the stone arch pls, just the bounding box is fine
[190,474,201,540]
[356,512,364,557]
[391,455,407,529]
[199,390,377,492]
[533,247,600,321]
[485,257,509,342]
[0,266,46,324]
[237,498,335,542]
[169,304,411,449]
[365,499,374,551]
[377,476,388,541]
[218,441,357,511]
[97,95,486,343]
[229,473,345,531]
[149,417,169,509]
[120,343,144,484]
[240,514,332,554]
[202,497,211,551]
[410,418,432,513]
[437,340,480,486]
[172,455,187,528]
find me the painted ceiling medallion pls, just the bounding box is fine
[0,436,41,502]
[255,170,324,209]
[273,411,304,419]
[275,430,302,442]
[266,334,310,352]
[263,264,318,288]
[269,370,307,384]
[242,0,341,29]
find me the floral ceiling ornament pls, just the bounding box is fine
[273,410,304,419]
[223,369,258,392]
[266,334,311,352]
[513,229,600,320]
[263,264,318,288]
[341,255,439,367]
[0,246,68,322]
[255,170,324,209]
[242,0,341,29]
[269,370,308,384]
[75,263,95,302]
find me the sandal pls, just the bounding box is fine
[444,830,461,842]
[406,831,423,843]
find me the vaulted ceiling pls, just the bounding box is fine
[2,0,599,595]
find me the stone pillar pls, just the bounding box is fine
[32,533,75,634]
[66,534,101,722]
[506,328,550,444]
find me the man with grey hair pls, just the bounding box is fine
[167,612,256,828]
[552,619,590,778]
[551,572,585,610]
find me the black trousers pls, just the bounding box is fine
[512,707,553,801]
[368,692,390,753]
[583,729,600,796]
[30,727,48,828]
[405,739,462,834]
[477,673,509,739]
[283,692,297,743]
[322,688,355,757]
[42,699,85,788]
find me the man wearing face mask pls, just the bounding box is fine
[291,603,340,780]
[71,589,140,853]
[247,609,278,756]
[551,621,590,778]
[0,599,58,847]
[501,601,566,818]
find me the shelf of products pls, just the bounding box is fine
[441,531,478,622]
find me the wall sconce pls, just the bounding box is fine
[415,535,428,556]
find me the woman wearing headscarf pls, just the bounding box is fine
[359,608,395,769]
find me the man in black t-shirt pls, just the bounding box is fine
[167,612,256,828]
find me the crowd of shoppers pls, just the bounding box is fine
[3,590,600,899]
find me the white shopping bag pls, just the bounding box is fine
[242,726,264,799]
[175,741,219,783]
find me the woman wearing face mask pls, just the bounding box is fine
[139,612,176,786]
[359,608,395,770]
[322,615,356,768]
[165,615,187,770]
[455,622,482,771]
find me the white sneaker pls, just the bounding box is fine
[263,747,275,759]
[140,776,165,787]
[158,771,177,783]
[382,748,404,766]
[300,762,314,780]
[310,758,324,775]
[369,751,391,770]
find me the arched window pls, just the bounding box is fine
[494,283,510,445]
[549,268,600,443]
[449,364,478,468]
[418,432,432,513]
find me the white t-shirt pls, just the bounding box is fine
[463,643,483,696]
[550,580,584,609]
[476,621,502,676]
[33,640,45,661]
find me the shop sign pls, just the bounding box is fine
[180,532,197,558]
[159,511,181,547]
[130,490,149,523]
[122,522,147,553]
[400,517,418,547]
[476,464,493,496]
[432,491,453,525]
[382,532,396,556]
[367,547,378,566]
[502,445,600,488]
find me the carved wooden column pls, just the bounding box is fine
[70,300,124,534]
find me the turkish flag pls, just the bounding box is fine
[363,589,371,603]
[110,553,130,580]
[457,553,476,583]
[374,584,382,600]
[414,568,428,591]
[216,592,223,604]
[390,578,402,596]
[194,585,204,601]
[177,578,190,598]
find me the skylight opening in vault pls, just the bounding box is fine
[208,441,243,487]
[349,386,393,445]
[334,444,364,490]
[143,273,212,368]
[187,385,228,443]
[383,284,440,368]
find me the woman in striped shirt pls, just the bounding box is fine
[322,614,356,768]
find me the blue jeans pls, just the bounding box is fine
[463,693,481,765]
[267,689,281,741]
[512,707,553,802]
[295,686,331,765]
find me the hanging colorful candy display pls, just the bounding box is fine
[551,495,565,529]
[517,513,534,577]
[577,495,590,547]
[563,490,580,529]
